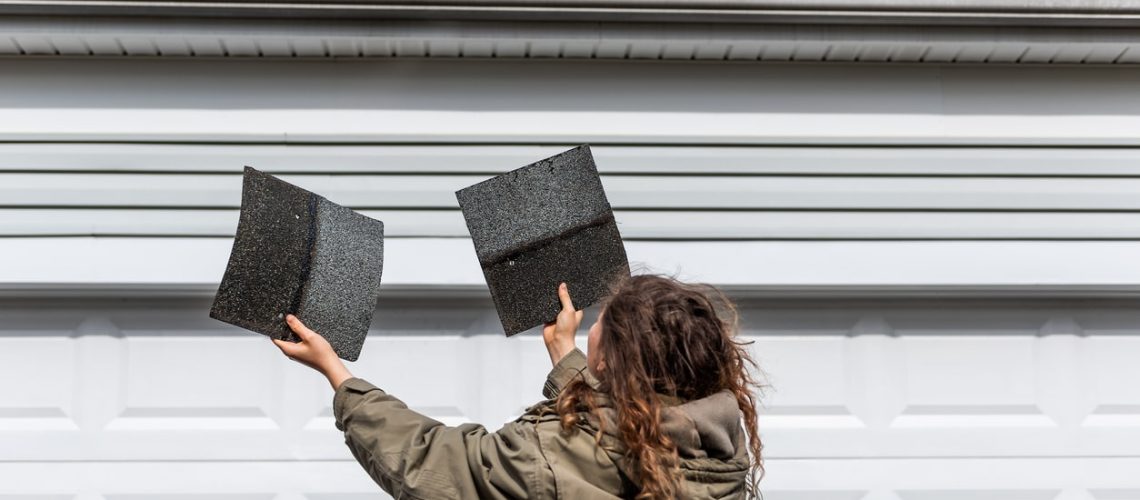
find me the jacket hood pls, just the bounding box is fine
[659,391,744,461]
[590,390,752,498]
[590,390,746,461]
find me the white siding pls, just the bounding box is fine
[0,60,1138,144]
[6,61,1140,244]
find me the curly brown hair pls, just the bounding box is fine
[556,274,765,499]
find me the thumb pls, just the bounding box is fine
[285,314,315,341]
[557,283,575,312]
[273,338,300,356]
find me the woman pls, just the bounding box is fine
[275,275,764,499]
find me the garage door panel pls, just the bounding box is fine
[761,493,867,500]
[894,491,1057,500]
[0,337,76,431]
[1084,337,1140,429]
[1086,493,1140,500]
[899,336,1041,420]
[117,337,280,431]
[749,337,864,431]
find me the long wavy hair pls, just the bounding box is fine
[556,274,765,499]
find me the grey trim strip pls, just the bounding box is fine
[3,0,1140,26]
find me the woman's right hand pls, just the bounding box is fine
[543,283,583,367]
[274,314,354,390]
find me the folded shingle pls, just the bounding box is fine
[457,145,630,336]
[210,167,384,361]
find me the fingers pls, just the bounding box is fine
[575,310,584,323]
[557,283,575,312]
[285,314,315,341]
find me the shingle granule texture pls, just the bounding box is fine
[302,196,385,361]
[210,166,384,361]
[456,145,630,336]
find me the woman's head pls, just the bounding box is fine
[586,275,744,399]
[561,274,764,499]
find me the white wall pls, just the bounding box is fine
[2,57,1140,499]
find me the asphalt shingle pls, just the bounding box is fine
[457,145,630,336]
[210,166,384,361]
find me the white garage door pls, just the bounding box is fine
[3,296,1140,499]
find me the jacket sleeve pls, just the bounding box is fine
[541,347,593,399]
[333,378,550,500]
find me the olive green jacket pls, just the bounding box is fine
[333,348,752,499]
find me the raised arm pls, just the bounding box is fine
[273,314,552,499]
[334,378,551,499]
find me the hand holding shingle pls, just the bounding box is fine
[273,314,354,390]
[542,283,582,366]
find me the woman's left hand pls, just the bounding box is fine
[273,314,354,390]
[542,283,583,367]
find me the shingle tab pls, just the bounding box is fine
[210,166,384,361]
[457,145,630,336]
